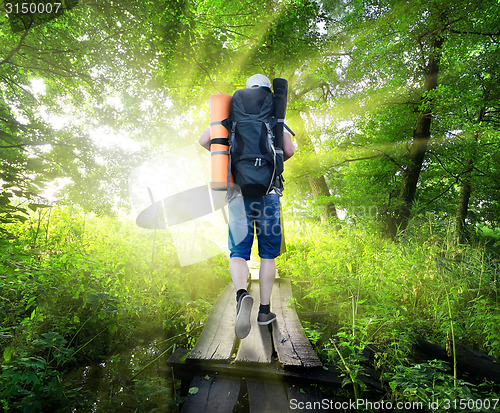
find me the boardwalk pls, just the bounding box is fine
[185,268,322,369]
[167,266,340,412]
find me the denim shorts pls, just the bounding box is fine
[228,193,281,260]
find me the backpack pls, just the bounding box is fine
[227,87,284,198]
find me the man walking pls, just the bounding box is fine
[199,74,295,339]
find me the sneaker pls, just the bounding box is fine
[235,293,253,339]
[257,311,276,325]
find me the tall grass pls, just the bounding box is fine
[277,216,500,408]
[278,217,499,358]
[0,206,230,411]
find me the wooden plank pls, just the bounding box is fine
[249,268,260,281]
[181,374,240,413]
[249,268,280,280]
[271,279,301,367]
[246,378,291,412]
[272,278,323,368]
[168,348,347,388]
[180,375,213,413]
[415,337,500,383]
[188,284,236,361]
[235,283,273,363]
[205,376,240,413]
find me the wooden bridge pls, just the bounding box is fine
[167,267,347,412]
[167,262,500,412]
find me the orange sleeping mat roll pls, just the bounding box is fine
[210,94,234,190]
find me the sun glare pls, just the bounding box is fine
[90,127,143,152]
[30,78,46,96]
[129,145,228,266]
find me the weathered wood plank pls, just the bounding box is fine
[249,268,280,281]
[181,374,240,413]
[415,337,500,383]
[271,279,302,367]
[168,348,345,387]
[249,268,260,280]
[235,282,273,364]
[272,278,323,368]
[204,376,240,412]
[246,378,291,412]
[180,375,212,413]
[188,284,236,361]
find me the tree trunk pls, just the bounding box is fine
[291,111,337,220]
[392,36,444,235]
[455,107,485,242]
[308,173,337,220]
[414,337,500,384]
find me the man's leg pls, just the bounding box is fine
[230,257,253,339]
[256,193,280,325]
[229,257,249,292]
[259,258,275,305]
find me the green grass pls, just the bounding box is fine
[0,206,230,411]
[2,206,499,410]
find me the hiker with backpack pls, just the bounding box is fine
[199,74,295,339]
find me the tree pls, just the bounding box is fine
[150,0,341,219]
[319,0,500,235]
[0,0,176,216]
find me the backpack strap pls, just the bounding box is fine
[209,137,229,149]
[225,121,237,202]
[275,118,295,136]
[264,122,278,196]
[284,123,295,136]
[210,118,231,129]
[211,150,229,156]
[209,118,231,150]
[268,119,285,196]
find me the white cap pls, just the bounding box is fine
[246,74,271,89]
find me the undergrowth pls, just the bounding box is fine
[278,217,500,407]
[0,206,230,411]
[2,205,499,411]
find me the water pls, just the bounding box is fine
[59,339,179,412]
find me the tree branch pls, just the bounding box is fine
[426,150,459,178]
[372,149,405,171]
[98,28,134,45]
[417,179,457,211]
[0,142,49,149]
[449,29,500,37]
[0,24,32,66]
[334,154,384,165]
[4,60,92,82]
[193,55,219,93]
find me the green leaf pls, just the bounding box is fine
[3,346,14,364]
[188,386,199,395]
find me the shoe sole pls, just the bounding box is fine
[257,315,277,326]
[235,295,253,339]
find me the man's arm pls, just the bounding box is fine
[199,126,211,151]
[283,131,295,161]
